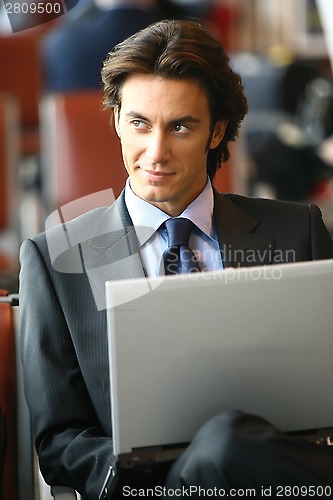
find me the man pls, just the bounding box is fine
[20,19,333,499]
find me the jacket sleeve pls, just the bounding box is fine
[19,238,118,499]
[308,204,333,260]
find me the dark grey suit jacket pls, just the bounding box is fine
[19,191,333,498]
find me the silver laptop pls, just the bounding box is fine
[105,259,333,468]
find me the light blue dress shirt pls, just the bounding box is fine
[124,178,223,277]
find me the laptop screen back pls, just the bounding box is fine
[106,259,333,457]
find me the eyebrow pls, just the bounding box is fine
[125,111,201,125]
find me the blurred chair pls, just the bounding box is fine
[0,94,20,290]
[0,290,18,500]
[0,29,48,240]
[0,32,43,157]
[0,291,79,500]
[39,91,127,220]
[0,94,20,232]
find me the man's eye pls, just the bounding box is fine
[174,124,188,134]
[131,120,146,129]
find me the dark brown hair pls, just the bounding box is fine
[101,19,248,179]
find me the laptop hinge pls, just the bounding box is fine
[118,445,187,469]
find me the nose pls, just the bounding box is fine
[146,130,170,165]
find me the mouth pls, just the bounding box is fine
[139,167,175,181]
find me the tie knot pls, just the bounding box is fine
[164,218,194,247]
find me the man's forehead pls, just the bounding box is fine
[121,73,206,97]
[119,73,210,112]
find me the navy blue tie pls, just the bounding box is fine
[162,218,201,275]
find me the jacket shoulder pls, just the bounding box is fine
[20,206,110,268]
[34,206,108,245]
[222,192,309,213]
[219,192,333,259]
[221,192,320,223]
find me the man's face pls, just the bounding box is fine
[114,74,227,216]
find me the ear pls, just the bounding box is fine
[209,120,228,150]
[113,108,120,138]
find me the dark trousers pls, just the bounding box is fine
[166,411,333,498]
[113,411,333,498]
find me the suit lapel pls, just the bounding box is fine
[213,191,275,268]
[82,191,146,310]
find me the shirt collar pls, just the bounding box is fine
[181,179,215,240]
[125,179,169,246]
[124,177,215,247]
